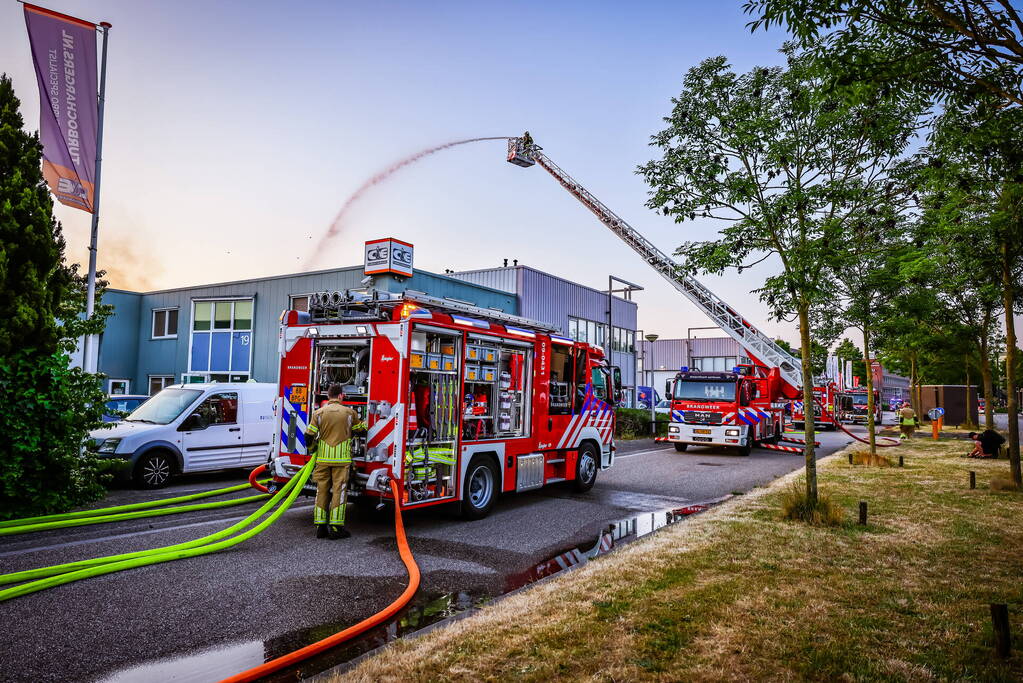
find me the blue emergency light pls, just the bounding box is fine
[680,366,688,372]
[732,367,742,374]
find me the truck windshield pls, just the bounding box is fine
[125,388,202,425]
[673,381,736,402]
[852,394,869,405]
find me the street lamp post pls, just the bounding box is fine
[645,333,659,435]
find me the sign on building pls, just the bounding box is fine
[364,238,414,277]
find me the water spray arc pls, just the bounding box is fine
[306,136,510,268]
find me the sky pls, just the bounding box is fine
[3,1,831,344]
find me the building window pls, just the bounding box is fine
[691,356,739,372]
[568,316,634,353]
[189,299,254,380]
[148,375,175,395]
[152,308,178,339]
[290,295,310,312]
[107,379,129,395]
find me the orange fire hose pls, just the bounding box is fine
[219,479,419,683]
[248,464,270,493]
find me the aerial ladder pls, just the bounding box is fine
[505,135,802,397]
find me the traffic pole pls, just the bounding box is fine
[82,20,111,374]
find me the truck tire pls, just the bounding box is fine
[674,443,688,452]
[133,451,174,489]
[737,442,752,457]
[461,456,498,520]
[573,443,599,492]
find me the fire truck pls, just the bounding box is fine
[267,288,621,519]
[664,365,787,455]
[791,384,844,431]
[842,388,882,425]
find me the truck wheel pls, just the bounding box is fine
[573,443,599,492]
[674,443,688,452]
[134,451,174,489]
[737,443,752,457]
[461,456,498,520]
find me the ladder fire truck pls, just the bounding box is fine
[267,289,621,519]
[843,387,882,425]
[506,135,808,455]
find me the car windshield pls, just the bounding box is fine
[126,388,201,425]
[673,380,736,402]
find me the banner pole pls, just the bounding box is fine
[82,21,111,374]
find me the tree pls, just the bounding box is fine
[0,74,111,519]
[746,0,1023,107]
[639,48,923,505]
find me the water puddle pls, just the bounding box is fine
[99,500,721,682]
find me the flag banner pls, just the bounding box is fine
[24,3,98,213]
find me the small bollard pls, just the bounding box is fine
[991,603,1012,658]
[858,501,867,526]
[970,471,976,489]
[848,452,853,465]
[898,455,904,467]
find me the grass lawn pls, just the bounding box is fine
[337,439,1022,682]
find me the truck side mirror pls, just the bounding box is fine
[612,366,623,406]
[665,380,672,400]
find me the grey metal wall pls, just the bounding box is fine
[451,265,639,392]
[637,337,743,372]
[108,267,517,391]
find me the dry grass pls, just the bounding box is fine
[990,476,1020,492]
[335,440,1023,682]
[779,481,845,525]
[852,450,894,467]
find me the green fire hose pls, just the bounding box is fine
[0,481,264,529]
[0,457,315,602]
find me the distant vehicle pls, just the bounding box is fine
[636,386,661,410]
[978,398,986,411]
[102,394,150,423]
[90,383,276,489]
[654,399,671,416]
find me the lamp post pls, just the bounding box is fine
[645,333,659,435]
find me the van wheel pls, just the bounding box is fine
[573,443,599,492]
[674,443,688,452]
[461,456,498,520]
[134,451,174,489]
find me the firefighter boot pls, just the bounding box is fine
[316,524,329,539]
[328,525,351,540]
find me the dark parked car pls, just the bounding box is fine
[102,394,150,422]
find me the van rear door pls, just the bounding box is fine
[240,389,275,466]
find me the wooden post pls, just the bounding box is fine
[848,452,853,465]
[970,471,976,489]
[858,501,867,525]
[898,455,904,467]
[991,603,1011,658]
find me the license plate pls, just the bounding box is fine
[694,429,712,434]
[693,436,713,442]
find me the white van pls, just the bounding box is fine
[91,383,276,488]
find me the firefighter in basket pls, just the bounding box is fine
[307,383,365,540]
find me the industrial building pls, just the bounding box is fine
[84,244,639,404]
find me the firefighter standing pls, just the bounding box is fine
[307,383,364,540]
[898,402,919,440]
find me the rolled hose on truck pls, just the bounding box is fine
[0,478,276,537]
[0,460,313,599]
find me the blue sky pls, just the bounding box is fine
[2,1,806,341]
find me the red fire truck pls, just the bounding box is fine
[791,384,844,431]
[267,288,621,519]
[842,388,882,425]
[664,364,789,456]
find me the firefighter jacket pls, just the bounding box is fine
[307,400,364,464]
[898,407,918,426]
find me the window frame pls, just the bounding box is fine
[187,298,254,380]
[290,294,311,312]
[151,307,179,340]
[148,375,175,395]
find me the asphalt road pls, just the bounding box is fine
[1,424,862,683]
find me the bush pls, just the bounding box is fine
[616,408,669,439]
[780,481,845,526]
